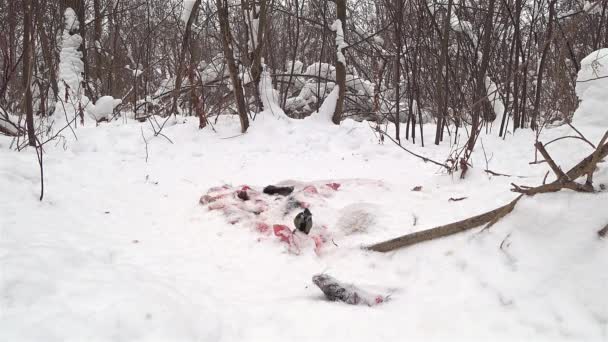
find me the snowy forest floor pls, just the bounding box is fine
[1,113,607,341]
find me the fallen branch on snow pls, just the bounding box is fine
[511,135,608,196]
[365,195,523,253]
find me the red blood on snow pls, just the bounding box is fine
[311,235,324,249]
[256,222,270,233]
[303,185,318,194]
[273,224,292,243]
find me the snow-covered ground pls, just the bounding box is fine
[1,111,606,341]
[2,50,608,341]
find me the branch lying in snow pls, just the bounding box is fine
[369,123,450,171]
[512,134,608,196]
[365,195,523,253]
[484,169,528,178]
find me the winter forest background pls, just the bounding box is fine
[1,0,608,341]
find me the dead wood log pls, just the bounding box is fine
[366,195,523,253]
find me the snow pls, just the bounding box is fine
[330,19,347,66]
[258,71,283,117]
[1,95,607,339]
[90,96,122,121]
[54,8,95,123]
[304,62,335,79]
[311,86,339,122]
[574,48,608,126]
[486,76,504,122]
[64,7,79,32]
[181,0,196,23]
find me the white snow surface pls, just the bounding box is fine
[1,108,607,339]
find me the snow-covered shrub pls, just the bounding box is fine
[54,8,92,122]
[283,61,375,120]
[574,49,608,126]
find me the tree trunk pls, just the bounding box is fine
[467,0,496,152]
[93,0,103,96]
[393,0,402,142]
[244,0,268,112]
[217,0,249,133]
[332,0,346,125]
[171,0,201,115]
[530,0,556,131]
[435,0,452,145]
[23,0,36,146]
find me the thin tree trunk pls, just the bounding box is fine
[332,0,347,125]
[435,0,452,145]
[530,0,556,131]
[24,0,36,146]
[171,0,201,115]
[467,0,496,152]
[244,0,268,112]
[217,0,249,132]
[93,0,103,95]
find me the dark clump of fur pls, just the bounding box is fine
[263,185,294,196]
[313,274,361,305]
[237,190,249,201]
[294,208,313,234]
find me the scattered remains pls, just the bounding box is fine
[263,185,294,196]
[312,274,386,306]
[294,208,313,234]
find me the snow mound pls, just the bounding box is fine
[574,48,608,126]
[336,202,378,235]
[90,96,122,121]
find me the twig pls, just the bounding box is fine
[484,169,527,178]
[369,123,450,171]
[448,197,467,202]
[140,127,149,163]
[221,133,246,139]
[34,136,44,201]
[542,171,550,185]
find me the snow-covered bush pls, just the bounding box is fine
[573,49,608,126]
[54,8,92,123]
[283,61,375,120]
